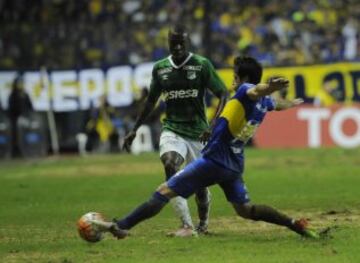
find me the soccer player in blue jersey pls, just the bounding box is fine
[94,56,318,239]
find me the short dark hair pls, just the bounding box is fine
[169,24,188,38]
[234,56,262,84]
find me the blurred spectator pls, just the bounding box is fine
[342,16,358,61]
[84,95,120,153]
[314,79,345,107]
[0,0,358,70]
[0,100,12,159]
[8,75,34,156]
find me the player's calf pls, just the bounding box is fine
[232,203,319,238]
[195,188,211,234]
[115,192,170,230]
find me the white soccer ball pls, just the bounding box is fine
[77,212,105,243]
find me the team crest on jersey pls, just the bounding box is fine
[187,71,196,80]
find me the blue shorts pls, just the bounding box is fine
[167,157,249,204]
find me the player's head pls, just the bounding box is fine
[12,75,24,92]
[233,56,262,85]
[168,24,189,61]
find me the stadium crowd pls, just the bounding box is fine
[0,0,359,70]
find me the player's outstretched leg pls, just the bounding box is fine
[195,188,211,234]
[115,192,169,230]
[232,203,319,238]
[161,152,195,237]
[92,191,170,239]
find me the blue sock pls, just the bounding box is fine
[116,192,169,229]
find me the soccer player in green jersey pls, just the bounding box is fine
[123,24,228,237]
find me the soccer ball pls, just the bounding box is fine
[77,212,105,243]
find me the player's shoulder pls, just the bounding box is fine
[153,56,171,69]
[231,83,256,103]
[191,53,213,66]
[235,83,254,96]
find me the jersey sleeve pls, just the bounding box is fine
[203,59,227,96]
[148,66,162,102]
[233,83,254,102]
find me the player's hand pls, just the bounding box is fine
[199,129,211,145]
[123,131,137,152]
[292,98,304,106]
[269,78,289,92]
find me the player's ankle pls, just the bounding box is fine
[114,218,130,230]
[196,222,209,234]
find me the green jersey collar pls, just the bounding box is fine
[168,52,193,69]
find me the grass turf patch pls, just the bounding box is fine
[0,148,359,262]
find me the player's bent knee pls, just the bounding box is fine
[161,159,179,179]
[161,152,184,176]
[156,183,178,199]
[156,183,167,192]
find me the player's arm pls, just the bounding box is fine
[199,89,228,144]
[123,97,159,152]
[200,59,229,143]
[273,98,304,111]
[123,68,161,152]
[211,89,228,123]
[246,78,289,101]
[132,97,158,131]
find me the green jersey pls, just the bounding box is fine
[148,53,226,140]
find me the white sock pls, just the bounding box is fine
[170,196,193,228]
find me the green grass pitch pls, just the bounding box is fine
[1,148,360,263]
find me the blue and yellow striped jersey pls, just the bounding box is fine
[202,83,276,173]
